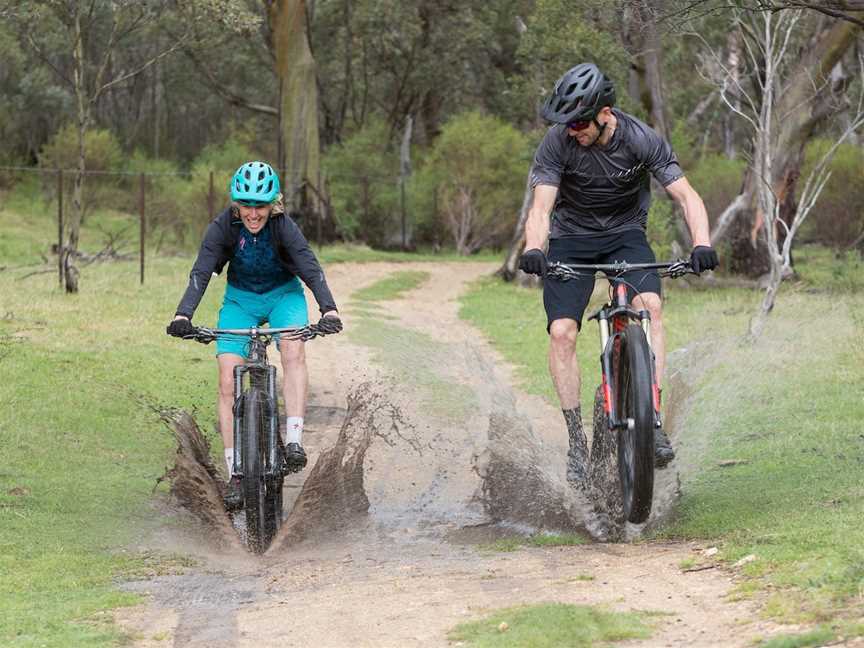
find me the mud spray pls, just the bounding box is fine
[162,343,692,553]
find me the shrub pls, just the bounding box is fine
[647,198,676,261]
[686,153,747,230]
[38,124,123,172]
[37,125,126,222]
[416,111,531,255]
[323,120,400,246]
[798,138,864,248]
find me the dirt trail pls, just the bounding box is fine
[118,262,791,647]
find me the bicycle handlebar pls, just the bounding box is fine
[546,259,694,281]
[183,322,334,345]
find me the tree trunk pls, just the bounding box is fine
[623,0,669,138]
[723,30,741,159]
[65,4,88,294]
[730,12,862,276]
[497,169,541,288]
[268,0,321,209]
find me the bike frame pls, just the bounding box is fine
[190,325,315,480]
[589,285,661,432]
[546,260,692,432]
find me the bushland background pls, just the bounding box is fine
[1,2,864,648]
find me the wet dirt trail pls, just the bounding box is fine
[118,262,790,647]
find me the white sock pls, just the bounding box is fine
[285,417,303,445]
[224,448,234,475]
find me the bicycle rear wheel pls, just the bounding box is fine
[615,324,655,524]
[240,389,278,553]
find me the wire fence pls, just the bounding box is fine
[0,165,344,286]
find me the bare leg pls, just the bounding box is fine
[548,318,581,409]
[217,353,245,449]
[550,317,589,485]
[279,339,307,419]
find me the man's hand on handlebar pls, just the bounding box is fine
[690,246,719,274]
[166,316,195,338]
[519,248,548,276]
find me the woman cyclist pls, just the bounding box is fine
[166,161,341,508]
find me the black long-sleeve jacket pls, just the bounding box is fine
[175,208,337,318]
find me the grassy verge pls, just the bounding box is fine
[0,206,231,645]
[458,270,864,637]
[447,603,652,647]
[480,533,586,553]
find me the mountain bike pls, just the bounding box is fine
[186,323,333,553]
[546,259,693,524]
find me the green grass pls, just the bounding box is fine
[479,533,587,553]
[318,243,500,265]
[757,625,846,648]
[793,245,864,293]
[447,603,652,647]
[458,272,864,632]
[351,270,430,301]
[0,206,229,646]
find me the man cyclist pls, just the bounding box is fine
[166,161,342,508]
[518,63,718,486]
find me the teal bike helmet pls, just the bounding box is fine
[230,161,280,205]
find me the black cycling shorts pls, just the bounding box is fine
[543,228,661,331]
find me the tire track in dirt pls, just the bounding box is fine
[117,261,792,647]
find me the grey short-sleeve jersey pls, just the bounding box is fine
[531,109,684,237]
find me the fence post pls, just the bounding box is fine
[139,173,146,285]
[208,171,214,220]
[57,168,63,287]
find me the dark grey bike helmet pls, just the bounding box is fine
[540,63,616,124]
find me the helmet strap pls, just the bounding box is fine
[587,117,607,146]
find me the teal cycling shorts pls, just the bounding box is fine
[216,279,309,357]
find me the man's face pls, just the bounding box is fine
[567,119,599,147]
[237,203,273,234]
[566,107,611,147]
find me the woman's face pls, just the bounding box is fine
[237,203,273,234]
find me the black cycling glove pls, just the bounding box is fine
[317,313,343,335]
[167,317,195,338]
[690,246,719,274]
[518,248,548,276]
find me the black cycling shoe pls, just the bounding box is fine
[654,427,675,468]
[283,442,308,473]
[223,475,243,511]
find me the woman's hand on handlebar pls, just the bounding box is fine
[166,315,195,339]
[317,310,343,335]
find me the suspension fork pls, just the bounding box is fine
[635,304,662,426]
[232,365,246,476]
[266,365,279,474]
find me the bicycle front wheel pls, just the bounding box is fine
[615,324,655,524]
[240,389,273,553]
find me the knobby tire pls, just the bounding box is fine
[241,389,280,553]
[615,324,655,524]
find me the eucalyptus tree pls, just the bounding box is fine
[1,0,190,292]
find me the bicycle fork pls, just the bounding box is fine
[597,285,663,430]
[231,364,281,478]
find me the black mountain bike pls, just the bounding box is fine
[187,323,333,553]
[546,260,693,524]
